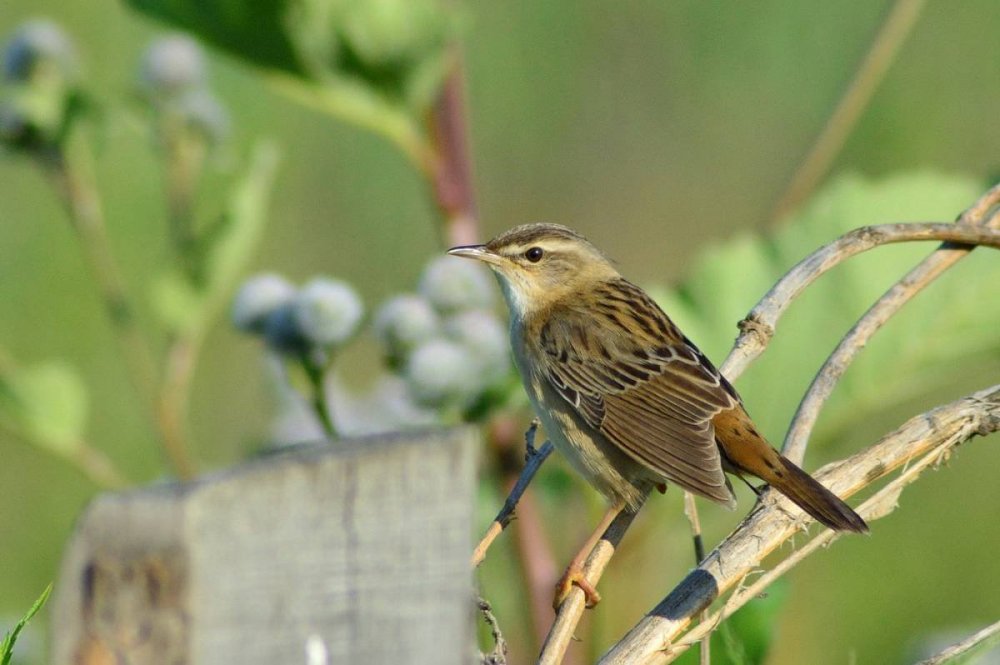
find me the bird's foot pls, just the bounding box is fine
[553,565,601,611]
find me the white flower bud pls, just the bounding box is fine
[418,256,493,313]
[373,294,440,359]
[2,19,77,84]
[231,273,296,334]
[405,338,480,407]
[174,88,228,142]
[137,34,206,99]
[292,278,364,347]
[444,310,510,385]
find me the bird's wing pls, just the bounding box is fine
[536,279,737,505]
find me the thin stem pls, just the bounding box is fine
[68,442,130,489]
[477,597,509,665]
[162,124,208,285]
[769,0,927,222]
[265,70,435,177]
[781,206,1000,464]
[0,421,130,490]
[683,492,710,665]
[480,416,561,653]
[472,421,553,566]
[538,507,642,665]
[721,219,1000,380]
[301,353,337,439]
[916,620,1000,665]
[37,137,196,478]
[429,54,480,247]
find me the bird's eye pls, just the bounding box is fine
[525,247,544,262]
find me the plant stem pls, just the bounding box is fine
[301,353,337,439]
[163,123,208,285]
[38,135,197,479]
[769,0,927,222]
[429,53,480,247]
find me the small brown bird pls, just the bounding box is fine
[449,223,867,609]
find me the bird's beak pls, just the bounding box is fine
[447,244,504,267]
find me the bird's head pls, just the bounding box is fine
[448,223,619,317]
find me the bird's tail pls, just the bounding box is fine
[714,407,868,533]
[765,454,869,533]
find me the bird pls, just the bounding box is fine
[449,223,868,610]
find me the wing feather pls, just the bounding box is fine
[536,279,737,504]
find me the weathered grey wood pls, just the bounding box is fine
[51,428,478,665]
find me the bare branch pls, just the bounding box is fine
[535,213,1000,662]
[473,421,552,567]
[538,507,642,665]
[915,620,1000,665]
[720,219,1000,380]
[477,597,509,665]
[769,0,927,221]
[781,192,1000,463]
[599,384,1000,664]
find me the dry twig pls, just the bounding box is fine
[473,420,553,567]
[599,384,1000,663]
[535,185,1000,664]
[769,0,927,221]
[780,188,1000,463]
[477,596,509,665]
[915,619,1000,665]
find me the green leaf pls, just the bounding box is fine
[650,173,1000,450]
[125,0,302,74]
[151,268,205,334]
[202,141,281,309]
[123,0,457,166]
[0,583,51,665]
[0,362,88,455]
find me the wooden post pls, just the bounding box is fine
[51,428,478,664]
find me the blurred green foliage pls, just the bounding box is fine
[0,584,50,665]
[1,1,999,664]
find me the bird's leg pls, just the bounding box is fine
[553,499,625,610]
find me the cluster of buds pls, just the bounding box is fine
[0,19,82,152]
[232,273,364,360]
[375,256,511,412]
[232,254,513,439]
[137,34,227,145]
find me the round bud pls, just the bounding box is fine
[292,278,364,347]
[2,19,77,84]
[373,294,440,359]
[231,273,296,334]
[174,88,228,143]
[404,338,480,407]
[444,310,510,385]
[418,256,494,314]
[137,34,206,100]
[263,302,310,356]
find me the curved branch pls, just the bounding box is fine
[720,218,1000,380]
[780,189,1000,463]
[915,619,1000,665]
[538,191,1000,664]
[600,384,1000,664]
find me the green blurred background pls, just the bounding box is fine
[1,0,999,663]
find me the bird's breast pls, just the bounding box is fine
[509,319,650,509]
